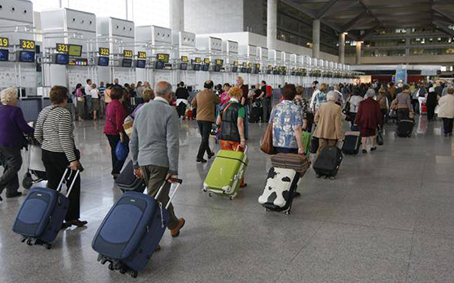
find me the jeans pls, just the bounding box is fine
[350,113,357,129]
[177,102,186,118]
[41,149,81,221]
[263,98,272,122]
[197,121,213,160]
[106,134,126,175]
[0,146,22,196]
[442,118,454,134]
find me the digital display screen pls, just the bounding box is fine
[56,43,69,53]
[214,65,221,72]
[193,64,201,71]
[123,50,133,58]
[19,51,35,62]
[0,49,9,61]
[232,66,238,73]
[20,39,35,50]
[55,54,69,65]
[99,47,110,56]
[155,61,165,69]
[122,58,133,67]
[180,63,188,70]
[157,53,170,63]
[138,51,147,59]
[136,59,146,68]
[181,56,188,63]
[69,58,88,66]
[202,64,209,71]
[98,57,109,66]
[68,45,82,57]
[0,37,9,47]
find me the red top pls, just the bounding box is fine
[354,98,383,129]
[103,100,126,135]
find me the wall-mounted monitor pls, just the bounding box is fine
[19,51,35,63]
[136,60,146,68]
[68,45,82,57]
[231,66,238,73]
[157,53,170,63]
[180,63,188,70]
[121,59,133,68]
[54,54,69,65]
[202,64,210,71]
[0,49,9,61]
[98,57,109,66]
[214,65,221,72]
[193,64,201,71]
[156,61,165,70]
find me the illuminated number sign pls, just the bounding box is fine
[123,50,133,58]
[203,58,210,64]
[215,59,223,66]
[56,43,69,53]
[181,56,188,63]
[248,63,253,68]
[99,47,110,56]
[138,51,147,59]
[268,65,272,69]
[0,37,9,47]
[242,62,247,67]
[256,64,261,69]
[157,53,169,63]
[195,57,202,64]
[234,61,238,67]
[20,39,35,50]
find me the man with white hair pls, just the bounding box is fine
[313,91,344,155]
[130,81,186,240]
[0,87,34,200]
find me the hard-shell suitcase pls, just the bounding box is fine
[12,169,80,249]
[258,167,300,214]
[342,131,361,155]
[115,160,146,193]
[203,149,248,200]
[313,146,343,179]
[92,179,182,278]
[271,153,311,177]
[397,120,414,137]
[301,132,312,156]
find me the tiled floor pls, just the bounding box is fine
[1,115,454,283]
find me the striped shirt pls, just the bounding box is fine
[34,105,77,162]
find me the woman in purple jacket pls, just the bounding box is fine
[0,87,34,201]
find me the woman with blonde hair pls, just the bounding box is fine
[0,87,34,200]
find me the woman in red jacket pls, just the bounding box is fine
[103,86,127,179]
[355,89,383,153]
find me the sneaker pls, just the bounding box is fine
[170,218,186,238]
[6,191,22,198]
[196,158,207,163]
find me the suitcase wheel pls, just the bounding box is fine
[26,239,33,246]
[22,174,33,190]
[208,193,213,197]
[45,243,52,250]
[120,268,126,274]
[130,271,138,278]
[202,187,207,192]
[229,196,234,201]
[108,263,114,271]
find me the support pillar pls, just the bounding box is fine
[356,41,362,65]
[267,0,277,50]
[339,32,346,64]
[312,19,320,58]
[170,0,184,32]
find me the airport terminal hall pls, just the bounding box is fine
[3,0,454,282]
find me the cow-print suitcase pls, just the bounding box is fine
[258,167,300,214]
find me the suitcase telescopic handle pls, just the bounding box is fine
[57,168,80,198]
[155,178,183,210]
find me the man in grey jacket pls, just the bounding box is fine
[130,81,185,239]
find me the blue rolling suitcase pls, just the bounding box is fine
[92,178,182,278]
[12,169,80,249]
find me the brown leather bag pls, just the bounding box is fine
[271,153,311,177]
[260,122,275,155]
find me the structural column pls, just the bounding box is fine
[339,32,346,64]
[312,19,320,58]
[267,0,277,50]
[170,0,184,32]
[356,41,362,65]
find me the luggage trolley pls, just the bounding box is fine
[22,137,47,189]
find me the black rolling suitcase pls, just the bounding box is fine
[396,120,414,137]
[342,131,361,155]
[313,146,343,179]
[258,167,300,214]
[249,100,263,123]
[115,160,146,193]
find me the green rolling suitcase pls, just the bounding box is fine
[202,150,248,200]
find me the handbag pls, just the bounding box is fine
[115,141,129,161]
[342,102,351,115]
[377,128,384,146]
[260,122,275,155]
[271,153,311,177]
